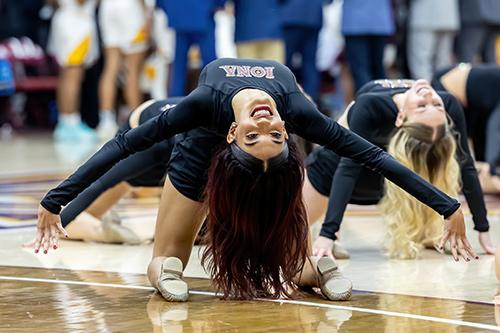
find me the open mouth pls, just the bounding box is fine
[250,105,273,119]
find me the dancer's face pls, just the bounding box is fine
[396,80,447,141]
[229,89,288,161]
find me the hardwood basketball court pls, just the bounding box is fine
[1,135,500,332]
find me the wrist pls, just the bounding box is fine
[443,203,461,220]
[40,200,61,215]
[319,230,336,241]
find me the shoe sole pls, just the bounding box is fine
[159,257,189,302]
[317,256,352,301]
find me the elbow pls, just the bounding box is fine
[129,100,157,128]
[364,148,389,174]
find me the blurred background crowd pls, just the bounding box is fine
[0,0,499,143]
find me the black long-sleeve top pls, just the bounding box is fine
[432,65,500,176]
[41,59,460,223]
[319,80,489,240]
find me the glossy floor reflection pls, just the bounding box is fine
[0,266,499,332]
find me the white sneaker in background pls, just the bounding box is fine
[97,112,118,141]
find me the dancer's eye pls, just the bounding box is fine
[270,132,282,139]
[246,133,258,139]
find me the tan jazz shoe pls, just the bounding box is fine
[317,256,352,301]
[101,210,142,245]
[157,257,189,302]
[332,241,351,259]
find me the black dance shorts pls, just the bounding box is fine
[168,127,225,201]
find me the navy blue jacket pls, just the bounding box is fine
[232,0,282,43]
[280,0,332,29]
[157,0,226,32]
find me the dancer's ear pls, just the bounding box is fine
[227,122,238,143]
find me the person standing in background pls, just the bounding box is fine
[281,0,332,103]
[406,0,459,81]
[97,0,151,140]
[341,0,395,92]
[231,0,284,63]
[79,2,103,130]
[140,5,175,100]
[158,0,225,97]
[48,0,99,142]
[456,0,500,64]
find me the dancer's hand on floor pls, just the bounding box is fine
[479,232,495,255]
[313,236,335,259]
[34,205,68,254]
[439,209,478,262]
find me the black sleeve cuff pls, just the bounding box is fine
[40,199,61,215]
[442,202,461,219]
[319,229,338,241]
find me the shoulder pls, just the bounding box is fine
[438,92,464,120]
[348,93,395,128]
[352,93,393,114]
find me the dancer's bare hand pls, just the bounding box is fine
[479,232,495,255]
[34,205,67,254]
[438,209,478,262]
[313,236,335,259]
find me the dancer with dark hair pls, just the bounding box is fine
[431,63,500,194]
[304,79,493,261]
[35,59,476,303]
[52,98,182,243]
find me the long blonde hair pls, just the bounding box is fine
[379,122,460,259]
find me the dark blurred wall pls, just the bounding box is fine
[0,0,46,44]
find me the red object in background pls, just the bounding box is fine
[0,37,58,92]
[0,37,59,130]
[14,76,58,92]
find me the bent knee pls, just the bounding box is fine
[129,100,157,128]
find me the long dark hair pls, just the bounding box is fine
[202,140,308,299]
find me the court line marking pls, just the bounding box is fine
[353,288,497,306]
[1,276,499,331]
